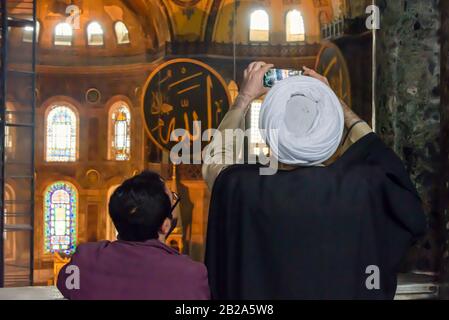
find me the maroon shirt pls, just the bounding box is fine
[57,240,210,300]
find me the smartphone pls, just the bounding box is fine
[263,69,303,88]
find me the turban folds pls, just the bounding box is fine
[260,76,344,166]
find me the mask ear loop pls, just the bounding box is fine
[341,120,365,147]
[166,192,181,238]
[166,218,178,239]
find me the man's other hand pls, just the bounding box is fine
[302,66,331,87]
[240,61,274,102]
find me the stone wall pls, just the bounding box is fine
[346,0,373,18]
[375,0,442,276]
[439,0,449,298]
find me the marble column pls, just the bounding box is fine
[439,0,449,298]
[375,0,442,274]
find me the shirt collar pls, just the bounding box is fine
[116,239,180,255]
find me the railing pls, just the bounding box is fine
[167,41,322,58]
[321,17,371,41]
[321,19,346,40]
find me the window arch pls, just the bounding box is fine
[114,21,130,44]
[4,184,16,262]
[44,182,78,255]
[87,22,104,46]
[5,102,14,156]
[5,111,12,151]
[109,102,131,161]
[46,104,78,162]
[286,10,306,42]
[250,100,269,156]
[23,20,40,43]
[228,80,239,104]
[250,9,269,42]
[54,22,73,46]
[106,185,120,241]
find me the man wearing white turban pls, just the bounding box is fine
[203,62,426,300]
[259,72,344,167]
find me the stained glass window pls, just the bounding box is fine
[87,22,104,46]
[54,22,73,46]
[286,10,306,42]
[46,105,77,162]
[110,103,131,161]
[115,21,130,44]
[44,182,77,255]
[228,80,239,104]
[250,9,269,42]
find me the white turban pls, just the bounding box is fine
[259,76,344,166]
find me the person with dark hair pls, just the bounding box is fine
[57,171,210,300]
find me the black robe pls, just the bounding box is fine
[205,133,427,300]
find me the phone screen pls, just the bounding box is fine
[263,69,303,88]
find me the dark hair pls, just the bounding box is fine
[108,171,171,241]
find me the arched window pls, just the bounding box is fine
[114,21,130,44]
[109,102,131,161]
[46,105,78,162]
[87,22,104,46]
[5,112,12,150]
[106,185,120,241]
[250,9,269,42]
[54,22,73,46]
[5,102,14,156]
[23,20,40,43]
[228,80,239,104]
[286,10,305,42]
[250,100,269,156]
[4,184,16,262]
[44,182,77,254]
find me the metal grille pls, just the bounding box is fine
[0,0,36,288]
